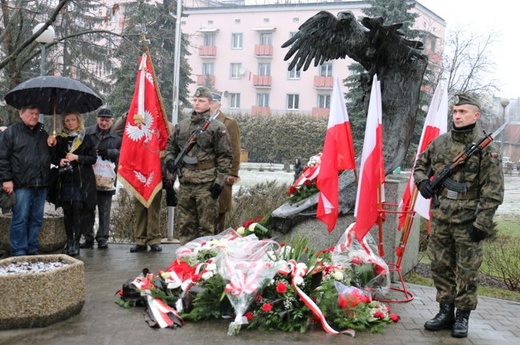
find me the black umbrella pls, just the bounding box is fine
[4,75,103,134]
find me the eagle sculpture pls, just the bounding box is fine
[272,11,429,233]
[282,10,428,173]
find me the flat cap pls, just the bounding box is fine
[194,87,213,101]
[97,108,114,118]
[454,93,481,109]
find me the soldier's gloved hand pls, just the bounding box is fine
[469,226,489,242]
[166,160,176,174]
[166,187,177,207]
[210,183,223,199]
[418,180,434,199]
[98,149,109,161]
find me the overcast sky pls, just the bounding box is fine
[419,0,518,99]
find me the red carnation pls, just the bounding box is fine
[245,312,254,321]
[276,282,288,294]
[373,311,385,319]
[390,313,400,322]
[261,303,273,313]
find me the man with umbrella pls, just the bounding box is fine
[0,105,54,256]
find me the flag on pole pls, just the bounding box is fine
[118,53,170,207]
[398,81,448,227]
[316,77,356,231]
[352,75,385,242]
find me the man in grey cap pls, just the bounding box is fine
[82,108,122,249]
[414,93,504,338]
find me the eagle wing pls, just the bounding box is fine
[282,11,369,71]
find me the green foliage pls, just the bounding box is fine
[234,114,327,163]
[482,235,520,291]
[181,275,233,321]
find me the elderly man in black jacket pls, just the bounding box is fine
[0,105,53,256]
[81,108,122,249]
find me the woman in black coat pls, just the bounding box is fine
[51,111,97,256]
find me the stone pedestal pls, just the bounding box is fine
[0,212,66,254]
[0,254,85,330]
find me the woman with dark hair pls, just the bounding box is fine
[293,158,303,182]
[51,111,97,256]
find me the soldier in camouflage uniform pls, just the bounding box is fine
[414,93,504,338]
[165,87,232,244]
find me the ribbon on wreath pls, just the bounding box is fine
[286,260,356,337]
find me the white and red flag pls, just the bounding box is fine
[398,81,448,227]
[118,53,171,207]
[352,75,385,242]
[316,77,356,232]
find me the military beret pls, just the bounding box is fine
[97,108,114,118]
[211,92,222,102]
[454,93,481,109]
[194,87,213,101]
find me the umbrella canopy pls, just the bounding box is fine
[4,75,103,115]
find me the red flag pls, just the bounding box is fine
[316,77,356,231]
[118,53,170,207]
[397,81,448,228]
[352,75,384,242]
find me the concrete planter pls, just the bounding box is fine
[0,213,66,254]
[0,254,85,330]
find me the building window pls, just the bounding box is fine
[258,63,271,76]
[318,94,331,109]
[202,63,214,75]
[288,67,301,80]
[260,32,272,45]
[287,94,299,110]
[229,93,240,108]
[230,63,242,79]
[320,63,332,77]
[231,33,243,49]
[203,32,215,46]
[257,93,269,107]
[293,18,299,23]
[263,18,270,23]
[235,19,240,24]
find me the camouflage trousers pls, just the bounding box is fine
[176,181,218,245]
[428,218,483,310]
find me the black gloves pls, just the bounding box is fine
[166,160,176,174]
[166,187,177,207]
[418,180,434,199]
[98,149,109,161]
[210,183,223,199]
[469,226,489,242]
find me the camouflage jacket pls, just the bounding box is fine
[165,109,232,185]
[414,125,504,231]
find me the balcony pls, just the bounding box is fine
[251,106,271,116]
[198,45,217,57]
[252,75,272,87]
[314,76,334,89]
[196,74,215,85]
[312,107,330,118]
[254,45,273,57]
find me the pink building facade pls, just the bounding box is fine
[182,1,446,116]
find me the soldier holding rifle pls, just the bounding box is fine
[414,93,504,338]
[164,87,232,244]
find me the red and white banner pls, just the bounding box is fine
[352,75,385,242]
[398,81,448,227]
[316,77,356,232]
[118,53,170,207]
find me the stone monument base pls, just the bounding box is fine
[0,254,85,330]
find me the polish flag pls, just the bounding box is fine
[398,81,448,227]
[118,53,171,207]
[316,77,356,231]
[352,75,385,242]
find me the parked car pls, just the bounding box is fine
[502,157,514,174]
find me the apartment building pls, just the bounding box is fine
[182,0,446,116]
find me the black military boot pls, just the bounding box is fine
[452,310,470,338]
[424,303,455,331]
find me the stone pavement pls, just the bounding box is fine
[0,243,519,345]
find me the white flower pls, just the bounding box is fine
[248,223,258,232]
[332,270,344,281]
[206,263,217,272]
[201,271,214,280]
[293,276,304,286]
[237,227,246,235]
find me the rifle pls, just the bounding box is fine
[429,122,507,205]
[171,110,219,178]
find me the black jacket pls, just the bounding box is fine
[50,133,98,209]
[0,120,51,188]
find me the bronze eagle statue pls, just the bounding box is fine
[282,11,428,173]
